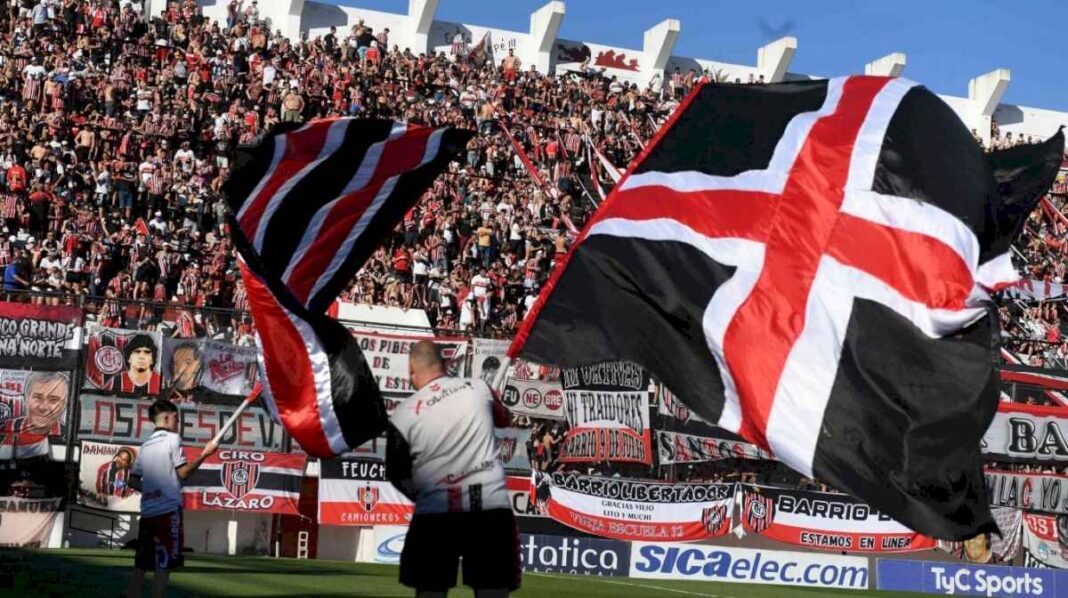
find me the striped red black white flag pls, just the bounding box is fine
[225,118,471,457]
[509,76,1064,539]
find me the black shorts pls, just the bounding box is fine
[135,510,184,571]
[399,509,520,592]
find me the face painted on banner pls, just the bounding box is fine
[129,347,153,373]
[114,449,133,468]
[170,345,201,391]
[24,372,69,432]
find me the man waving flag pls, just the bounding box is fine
[225,118,472,457]
[508,76,1063,539]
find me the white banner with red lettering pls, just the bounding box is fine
[559,361,652,465]
[347,329,468,415]
[985,469,1068,514]
[1023,513,1068,568]
[739,485,936,553]
[539,472,734,542]
[318,457,414,526]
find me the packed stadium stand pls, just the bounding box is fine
[1,0,1067,576]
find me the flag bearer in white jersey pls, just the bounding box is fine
[387,341,520,597]
[125,399,217,598]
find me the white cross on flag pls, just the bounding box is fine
[509,76,1064,539]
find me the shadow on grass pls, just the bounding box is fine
[0,548,410,597]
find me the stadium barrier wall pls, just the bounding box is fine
[878,559,1068,597]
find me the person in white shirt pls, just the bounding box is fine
[387,342,519,597]
[125,400,217,598]
[149,211,168,235]
[470,269,492,321]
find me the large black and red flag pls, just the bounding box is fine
[508,76,1064,539]
[225,118,472,457]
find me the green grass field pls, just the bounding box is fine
[0,548,930,597]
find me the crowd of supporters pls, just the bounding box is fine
[0,0,686,339]
[0,2,1067,365]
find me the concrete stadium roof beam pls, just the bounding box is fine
[641,19,680,86]
[530,1,566,74]
[757,36,796,83]
[968,68,1011,143]
[864,53,907,77]
[408,0,440,55]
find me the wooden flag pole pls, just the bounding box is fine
[210,382,263,446]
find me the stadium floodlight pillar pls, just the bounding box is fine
[641,18,680,88]
[408,0,440,57]
[254,0,304,40]
[865,53,907,77]
[968,68,1011,145]
[529,1,566,75]
[757,36,797,83]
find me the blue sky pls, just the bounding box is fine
[320,0,1068,111]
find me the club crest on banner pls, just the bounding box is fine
[439,342,466,377]
[360,484,380,512]
[221,460,259,500]
[499,437,517,464]
[208,353,247,386]
[702,504,729,535]
[744,491,775,534]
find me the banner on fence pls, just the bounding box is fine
[559,361,652,465]
[0,303,82,369]
[1023,514,1068,569]
[77,394,285,451]
[318,458,414,526]
[471,338,510,383]
[84,327,163,397]
[539,472,734,542]
[656,387,719,434]
[983,403,1068,464]
[0,496,62,547]
[0,369,72,459]
[78,440,141,512]
[738,485,936,553]
[939,507,1023,565]
[985,470,1068,514]
[181,448,305,514]
[497,427,532,472]
[655,387,769,465]
[347,329,468,414]
[521,533,631,576]
[500,377,566,421]
[657,430,771,465]
[162,338,259,401]
[507,475,543,518]
[878,559,1064,597]
[631,543,870,589]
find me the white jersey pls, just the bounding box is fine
[132,429,186,517]
[389,377,509,514]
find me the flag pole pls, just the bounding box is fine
[210,382,263,446]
